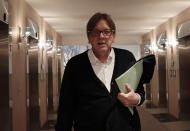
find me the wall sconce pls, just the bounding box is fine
[151,44,158,52]
[171,40,179,46]
[8,26,24,48]
[38,40,45,48]
[166,39,179,47]
[9,26,18,39]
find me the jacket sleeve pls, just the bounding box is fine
[135,82,145,106]
[134,66,145,106]
[129,52,145,106]
[55,59,76,131]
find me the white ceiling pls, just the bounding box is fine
[26,0,190,45]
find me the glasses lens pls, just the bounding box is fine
[92,30,100,36]
[90,29,114,36]
[103,30,112,36]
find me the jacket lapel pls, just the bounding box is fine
[84,52,111,94]
[110,48,120,96]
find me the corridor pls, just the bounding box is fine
[39,101,190,131]
[1,0,190,131]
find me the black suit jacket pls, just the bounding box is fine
[55,48,145,131]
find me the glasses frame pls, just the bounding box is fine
[88,29,115,37]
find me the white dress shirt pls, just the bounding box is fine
[87,48,141,105]
[88,48,115,92]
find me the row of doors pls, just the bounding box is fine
[149,40,190,120]
[0,21,62,131]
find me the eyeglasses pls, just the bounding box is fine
[88,29,115,37]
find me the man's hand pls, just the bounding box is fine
[117,84,140,107]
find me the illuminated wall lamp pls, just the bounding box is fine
[166,40,179,47]
[8,26,24,49]
[152,45,158,51]
[38,40,45,48]
[9,27,19,39]
[171,40,179,46]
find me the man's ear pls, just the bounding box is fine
[112,39,115,43]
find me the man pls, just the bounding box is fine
[55,12,145,131]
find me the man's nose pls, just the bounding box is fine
[99,32,105,38]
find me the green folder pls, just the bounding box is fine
[115,59,143,115]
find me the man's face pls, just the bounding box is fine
[88,19,115,56]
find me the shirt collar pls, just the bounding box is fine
[88,48,114,65]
